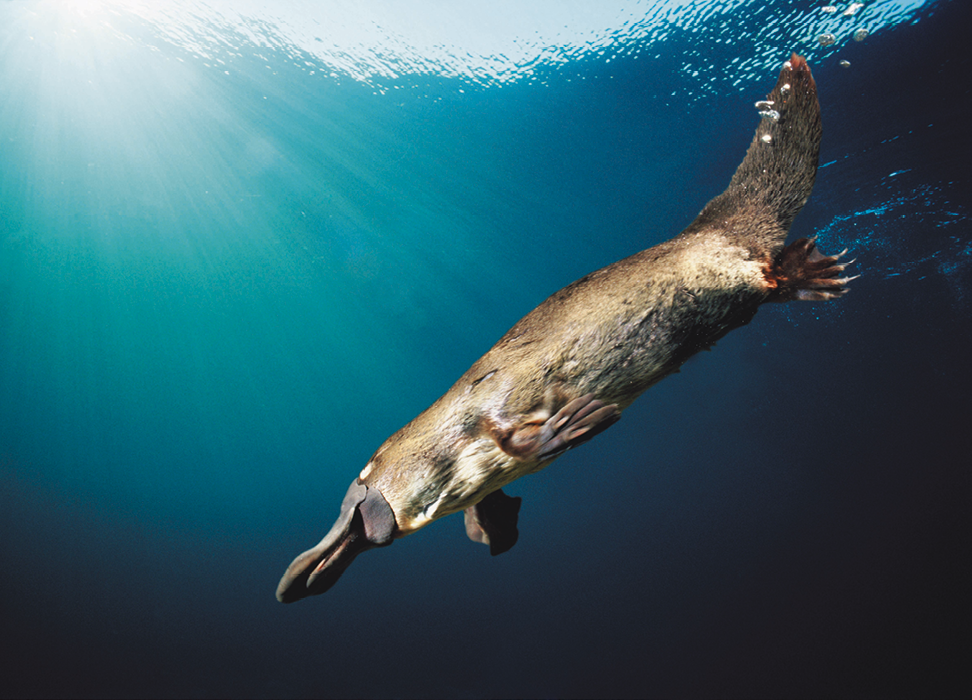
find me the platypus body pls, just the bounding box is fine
[277,55,853,603]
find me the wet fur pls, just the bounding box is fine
[278,55,852,601]
[362,55,832,530]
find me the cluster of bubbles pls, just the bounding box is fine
[816,2,871,68]
[755,99,780,123]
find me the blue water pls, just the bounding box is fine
[1,1,968,697]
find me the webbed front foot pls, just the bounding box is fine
[464,488,522,555]
[494,393,621,463]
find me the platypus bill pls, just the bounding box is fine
[277,54,854,603]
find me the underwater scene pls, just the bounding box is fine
[1,0,969,697]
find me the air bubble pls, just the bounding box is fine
[761,134,773,144]
[821,5,838,13]
[853,28,869,42]
[844,3,864,16]
[759,109,780,122]
[840,60,851,68]
[817,33,836,47]
[755,100,774,110]
[781,83,791,94]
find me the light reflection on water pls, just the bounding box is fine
[1,1,968,698]
[12,0,933,94]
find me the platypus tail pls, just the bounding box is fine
[688,54,822,254]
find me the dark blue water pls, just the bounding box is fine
[2,1,968,697]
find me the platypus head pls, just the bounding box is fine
[275,479,397,603]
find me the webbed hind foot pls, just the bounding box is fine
[767,237,857,301]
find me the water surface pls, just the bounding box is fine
[1,1,968,697]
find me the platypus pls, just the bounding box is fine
[276,54,853,603]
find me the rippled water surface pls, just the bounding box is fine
[1,1,968,698]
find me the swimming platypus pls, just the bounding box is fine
[276,54,853,603]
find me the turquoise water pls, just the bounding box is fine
[2,1,969,697]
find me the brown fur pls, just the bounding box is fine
[333,57,845,535]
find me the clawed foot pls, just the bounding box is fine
[496,393,621,462]
[768,237,858,302]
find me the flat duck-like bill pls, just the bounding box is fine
[276,480,396,603]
